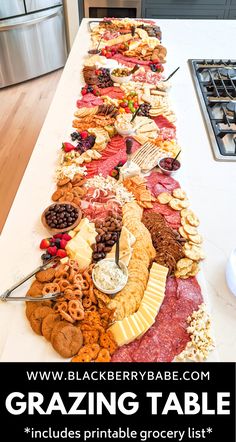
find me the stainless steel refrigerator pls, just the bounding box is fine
[0,0,67,88]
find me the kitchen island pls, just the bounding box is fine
[0,19,236,361]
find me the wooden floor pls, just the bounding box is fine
[0,69,62,232]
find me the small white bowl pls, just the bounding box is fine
[115,122,135,136]
[92,258,128,295]
[157,157,181,176]
[110,70,132,84]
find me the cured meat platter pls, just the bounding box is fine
[0,18,216,363]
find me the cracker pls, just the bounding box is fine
[172,188,187,200]
[157,192,173,204]
[169,198,183,211]
[186,213,200,227]
[179,226,189,240]
[182,224,198,236]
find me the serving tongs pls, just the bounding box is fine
[88,20,112,32]
[0,256,61,302]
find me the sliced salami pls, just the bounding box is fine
[146,172,180,197]
[85,136,140,178]
[111,276,203,362]
[76,94,104,108]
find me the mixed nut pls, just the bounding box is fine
[92,213,122,262]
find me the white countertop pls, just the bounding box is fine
[0,19,236,362]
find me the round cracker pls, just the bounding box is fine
[176,258,193,270]
[188,234,202,244]
[157,192,173,204]
[183,224,198,235]
[172,188,187,200]
[186,213,200,227]
[169,198,183,211]
[179,226,189,240]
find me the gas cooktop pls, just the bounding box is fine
[189,59,236,161]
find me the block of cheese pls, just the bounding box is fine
[66,237,92,271]
[65,217,97,270]
[109,318,135,347]
[136,307,155,335]
[73,217,89,233]
[109,262,168,346]
[107,226,136,266]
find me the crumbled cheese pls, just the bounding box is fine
[175,303,215,362]
[85,174,135,205]
[56,164,87,180]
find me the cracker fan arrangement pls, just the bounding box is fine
[20,18,215,362]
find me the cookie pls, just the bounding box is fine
[42,313,61,341]
[36,268,56,283]
[29,306,53,335]
[27,280,44,297]
[25,300,52,320]
[51,324,83,358]
[50,320,68,341]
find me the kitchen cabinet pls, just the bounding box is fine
[142,0,233,19]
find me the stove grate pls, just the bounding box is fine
[189,59,236,161]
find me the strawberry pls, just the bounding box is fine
[62,233,72,241]
[81,87,87,96]
[62,142,75,153]
[80,131,88,139]
[53,233,63,239]
[47,246,58,256]
[40,238,51,249]
[60,239,68,249]
[56,249,67,258]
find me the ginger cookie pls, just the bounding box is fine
[25,300,52,321]
[42,313,61,341]
[36,268,56,283]
[51,324,83,358]
[29,306,53,335]
[27,280,44,297]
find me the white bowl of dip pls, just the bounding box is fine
[92,258,128,295]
